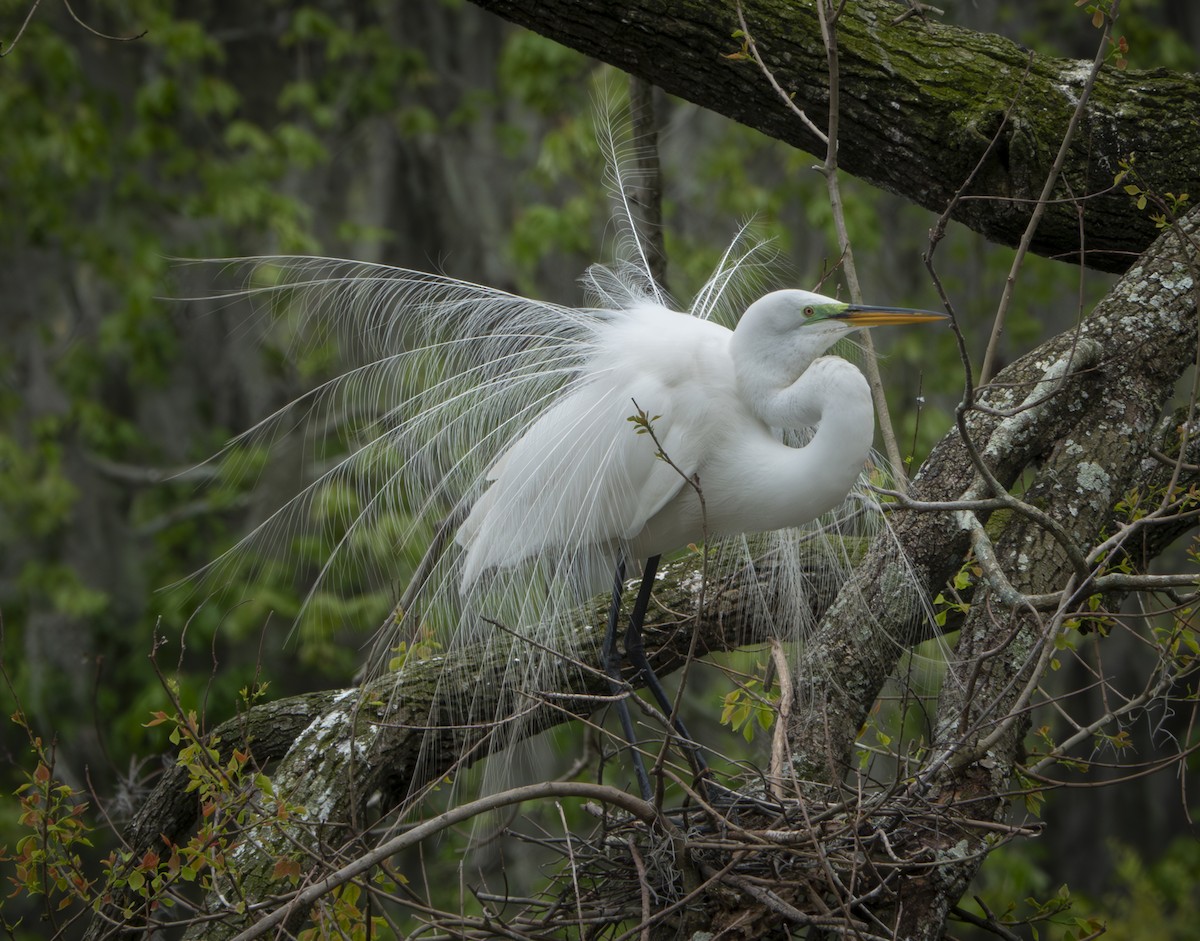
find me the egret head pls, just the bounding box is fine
[743,289,946,345]
[731,290,946,410]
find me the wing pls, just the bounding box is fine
[456,305,732,586]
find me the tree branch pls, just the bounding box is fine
[468,0,1200,272]
[785,206,1200,800]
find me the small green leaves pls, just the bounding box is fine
[933,561,975,627]
[626,404,663,437]
[1124,182,1149,211]
[720,675,777,742]
[4,737,96,913]
[724,29,750,62]
[627,403,668,462]
[1115,155,1190,227]
[386,628,443,672]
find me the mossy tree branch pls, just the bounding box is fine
[468,0,1200,273]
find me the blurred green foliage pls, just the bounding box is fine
[0,0,440,836]
[965,835,1200,941]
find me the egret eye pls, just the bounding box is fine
[803,306,815,318]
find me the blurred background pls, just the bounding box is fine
[1,0,1197,935]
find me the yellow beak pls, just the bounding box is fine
[834,304,948,326]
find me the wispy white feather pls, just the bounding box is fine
[179,101,943,802]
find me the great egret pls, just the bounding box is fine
[189,247,944,800]
[455,291,944,581]
[187,110,945,799]
[448,288,944,795]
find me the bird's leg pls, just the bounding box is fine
[623,554,710,786]
[601,556,652,800]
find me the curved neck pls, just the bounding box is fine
[801,358,874,466]
[631,356,877,553]
[744,347,872,437]
[730,305,844,429]
[761,358,875,528]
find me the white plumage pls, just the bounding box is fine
[455,290,934,590]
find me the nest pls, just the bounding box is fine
[417,780,1037,941]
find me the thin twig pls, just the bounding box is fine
[0,0,41,56]
[735,4,828,145]
[228,782,668,941]
[813,0,911,492]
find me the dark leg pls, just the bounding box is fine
[623,555,710,785]
[601,557,652,800]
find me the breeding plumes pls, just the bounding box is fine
[444,283,944,792]
[185,121,945,799]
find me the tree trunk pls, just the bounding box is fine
[71,4,1200,936]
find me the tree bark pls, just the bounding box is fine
[468,0,1200,274]
[77,4,1200,930]
[780,205,1199,936]
[891,212,1200,937]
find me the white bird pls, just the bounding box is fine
[188,220,943,800]
[455,292,943,588]
[444,286,944,795]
